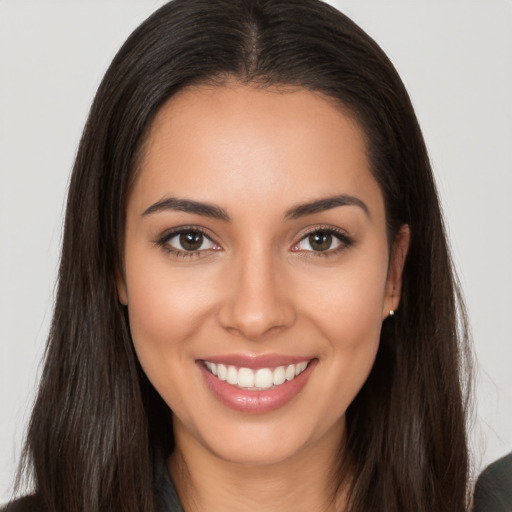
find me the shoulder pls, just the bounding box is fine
[473,452,512,512]
[1,496,46,512]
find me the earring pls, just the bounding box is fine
[389,310,394,317]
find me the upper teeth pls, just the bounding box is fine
[204,361,309,390]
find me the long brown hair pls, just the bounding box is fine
[16,1,472,510]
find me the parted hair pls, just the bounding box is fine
[15,1,471,511]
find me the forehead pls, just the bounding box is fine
[131,83,383,218]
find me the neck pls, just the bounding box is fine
[168,420,349,512]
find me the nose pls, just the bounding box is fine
[218,248,296,340]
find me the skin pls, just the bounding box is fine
[118,83,409,511]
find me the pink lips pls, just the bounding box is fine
[198,355,317,414]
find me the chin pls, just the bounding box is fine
[207,432,311,467]
[185,409,345,468]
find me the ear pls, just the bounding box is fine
[116,269,128,306]
[382,224,410,319]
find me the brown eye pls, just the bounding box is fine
[179,231,204,251]
[308,231,334,251]
[161,229,218,254]
[293,228,352,255]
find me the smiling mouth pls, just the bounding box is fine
[202,360,311,391]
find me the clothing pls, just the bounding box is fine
[2,456,184,512]
[473,452,512,512]
[8,452,512,512]
[155,452,185,512]
[1,496,44,512]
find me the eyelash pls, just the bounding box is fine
[155,226,220,260]
[155,225,354,260]
[291,226,354,257]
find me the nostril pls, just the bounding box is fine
[223,319,287,341]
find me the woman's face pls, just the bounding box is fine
[119,84,408,467]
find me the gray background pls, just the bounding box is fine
[1,0,511,500]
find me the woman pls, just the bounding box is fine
[7,0,472,510]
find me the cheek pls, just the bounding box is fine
[123,261,219,421]
[123,251,216,376]
[295,252,388,400]
[300,252,388,336]
[321,280,383,373]
[324,279,385,345]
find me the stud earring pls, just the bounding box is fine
[389,310,394,317]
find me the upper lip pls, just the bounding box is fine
[198,353,314,369]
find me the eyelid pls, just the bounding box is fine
[293,224,351,242]
[291,224,354,253]
[154,224,353,259]
[156,225,216,244]
[155,225,221,257]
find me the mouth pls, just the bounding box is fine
[202,360,311,391]
[198,355,317,413]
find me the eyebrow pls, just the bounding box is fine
[142,197,230,221]
[284,194,369,219]
[142,194,369,222]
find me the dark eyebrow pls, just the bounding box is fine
[142,197,230,221]
[284,194,369,219]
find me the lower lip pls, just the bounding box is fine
[198,359,317,414]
